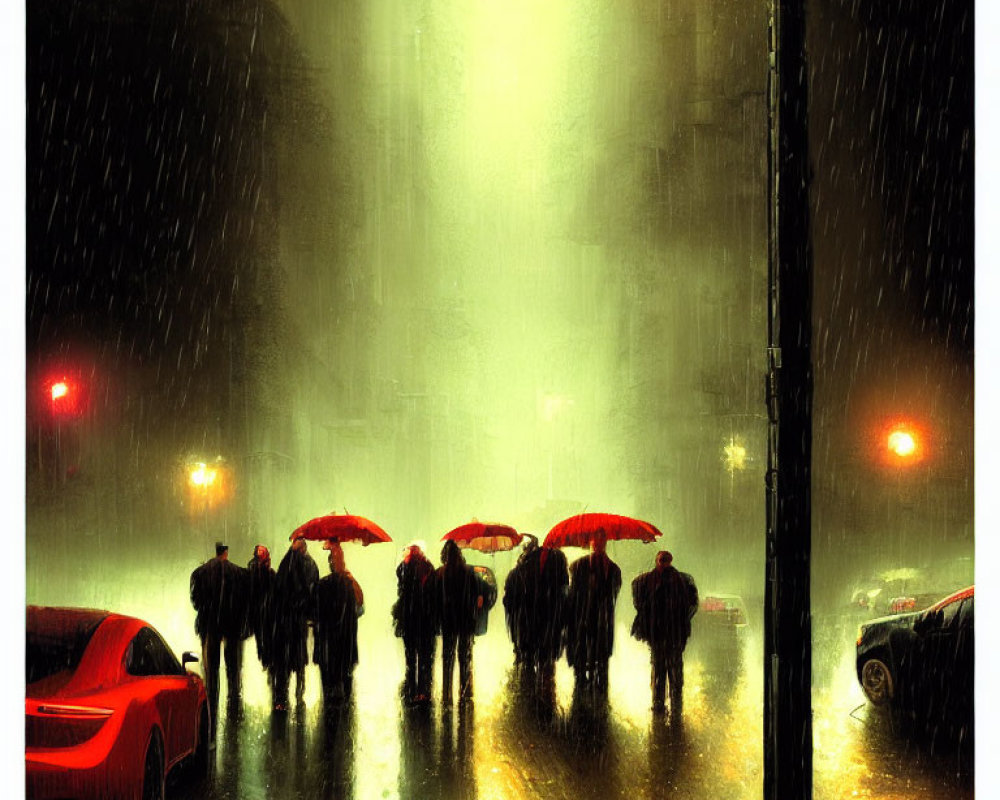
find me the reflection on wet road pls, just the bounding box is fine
[168,612,765,800]
[164,611,972,799]
[27,563,972,799]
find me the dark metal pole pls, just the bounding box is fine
[764,0,813,797]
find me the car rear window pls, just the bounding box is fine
[26,610,107,687]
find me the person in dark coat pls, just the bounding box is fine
[435,540,484,704]
[528,542,569,695]
[189,541,250,720]
[564,535,621,693]
[503,536,537,670]
[631,550,698,716]
[246,544,276,690]
[271,537,320,710]
[393,543,438,704]
[313,542,363,704]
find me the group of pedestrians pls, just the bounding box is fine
[504,535,699,717]
[391,539,497,706]
[190,537,363,720]
[190,532,697,725]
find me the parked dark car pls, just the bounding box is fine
[26,606,209,800]
[855,585,973,720]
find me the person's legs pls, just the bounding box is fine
[593,658,609,695]
[223,636,243,702]
[202,633,222,720]
[441,632,457,704]
[458,634,474,699]
[272,664,290,710]
[416,634,435,700]
[403,636,417,696]
[537,658,556,705]
[651,642,667,711]
[294,666,306,704]
[666,648,684,717]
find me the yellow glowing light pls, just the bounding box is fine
[51,382,68,401]
[887,430,916,458]
[723,441,747,472]
[189,464,218,488]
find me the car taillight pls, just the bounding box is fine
[26,704,113,748]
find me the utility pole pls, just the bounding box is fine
[765,0,813,798]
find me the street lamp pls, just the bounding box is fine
[723,438,748,474]
[879,421,926,467]
[183,456,234,518]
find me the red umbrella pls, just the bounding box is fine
[290,513,392,546]
[442,522,523,554]
[542,512,662,549]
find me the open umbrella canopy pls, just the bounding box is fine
[290,513,392,546]
[543,512,662,549]
[442,522,523,554]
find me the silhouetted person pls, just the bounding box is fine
[564,535,621,693]
[190,541,250,721]
[435,540,484,704]
[313,542,363,703]
[528,541,569,696]
[271,537,320,710]
[503,536,537,669]
[631,550,698,717]
[393,543,438,704]
[247,544,276,693]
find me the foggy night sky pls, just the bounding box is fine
[20,0,977,601]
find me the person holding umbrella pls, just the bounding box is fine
[271,537,320,711]
[545,513,661,696]
[630,550,699,717]
[313,542,363,704]
[564,533,622,694]
[393,542,438,705]
[435,539,484,704]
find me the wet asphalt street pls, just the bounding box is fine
[162,610,973,800]
[25,547,974,799]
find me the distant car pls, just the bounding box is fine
[690,593,749,650]
[855,585,974,716]
[26,606,209,800]
[696,594,749,629]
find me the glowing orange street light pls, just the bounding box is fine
[880,421,926,466]
[184,457,233,516]
[887,430,916,458]
[189,462,219,489]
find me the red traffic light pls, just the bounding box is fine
[46,376,86,418]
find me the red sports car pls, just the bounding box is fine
[26,606,209,800]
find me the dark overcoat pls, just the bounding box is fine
[435,561,482,638]
[246,556,276,666]
[270,547,320,673]
[564,552,622,669]
[190,557,250,640]
[394,554,439,642]
[313,571,360,679]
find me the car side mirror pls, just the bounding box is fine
[182,651,199,666]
